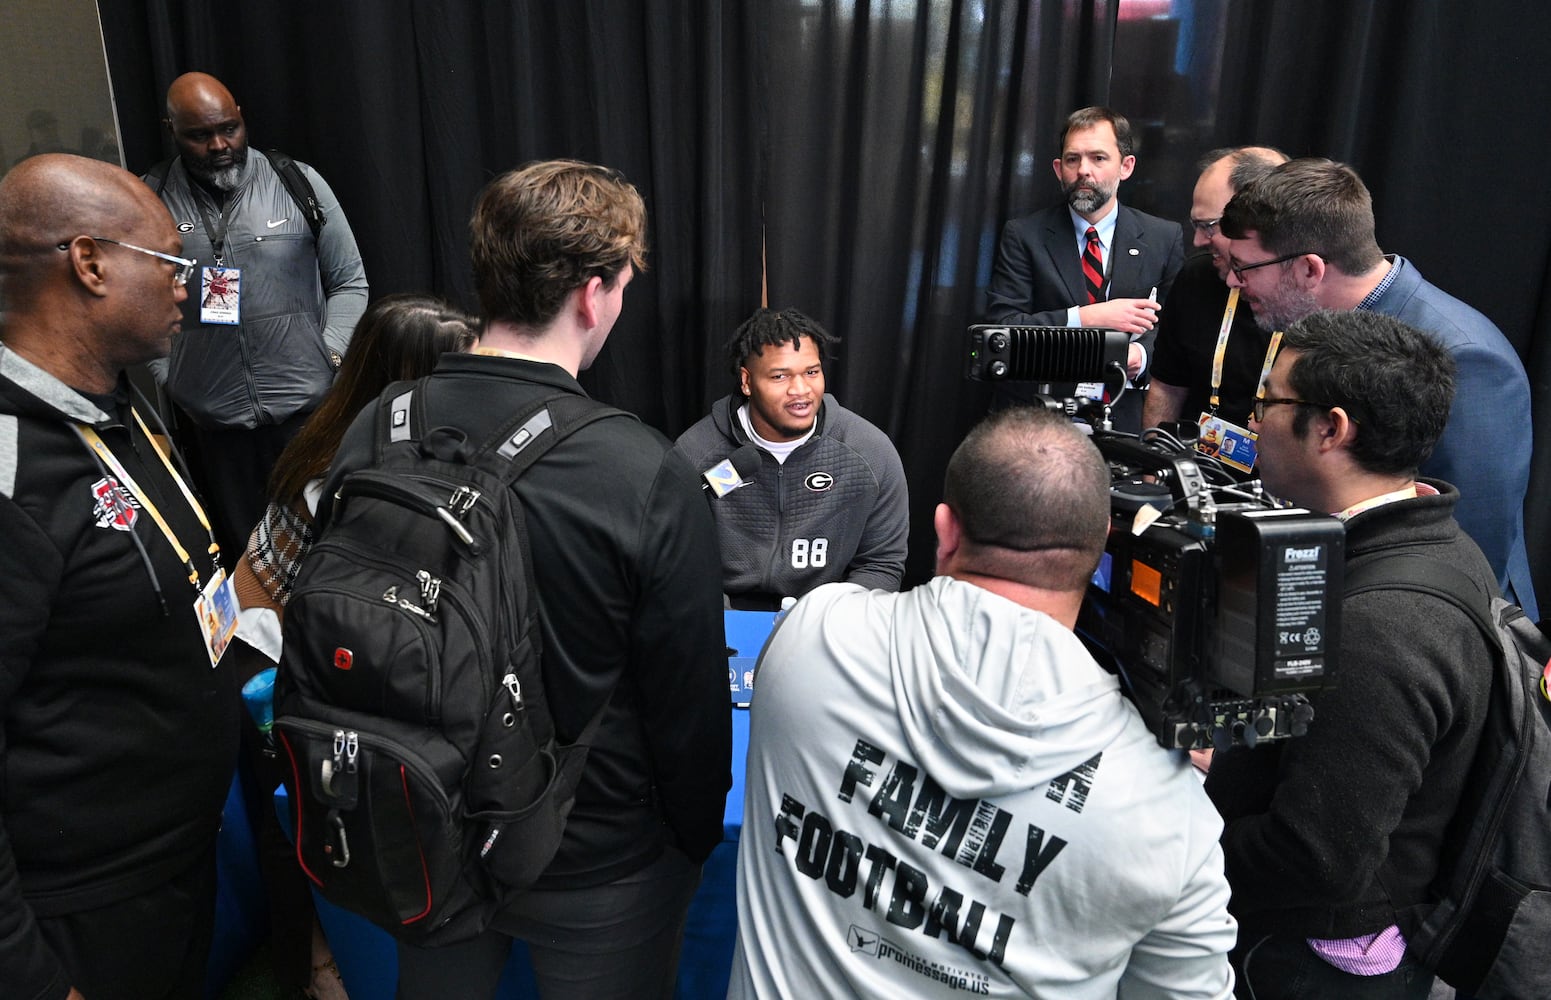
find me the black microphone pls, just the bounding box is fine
[702,444,761,497]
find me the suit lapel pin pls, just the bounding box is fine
[1128,247,1140,256]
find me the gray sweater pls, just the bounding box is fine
[674,393,908,606]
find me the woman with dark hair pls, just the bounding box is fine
[230,293,478,1000]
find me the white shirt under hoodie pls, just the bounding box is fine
[729,577,1236,999]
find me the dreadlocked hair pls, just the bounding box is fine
[724,308,841,381]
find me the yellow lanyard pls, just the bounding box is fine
[472,346,543,362]
[1250,331,1284,423]
[1206,288,1241,413]
[76,409,220,589]
[1207,288,1283,424]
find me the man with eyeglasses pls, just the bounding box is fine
[1219,156,1536,618]
[143,71,368,566]
[1143,146,1288,442]
[1204,309,1495,1000]
[0,154,241,999]
[985,106,1184,433]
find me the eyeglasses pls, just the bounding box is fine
[57,237,197,287]
[1189,217,1221,237]
[1253,396,1328,422]
[1230,250,1310,283]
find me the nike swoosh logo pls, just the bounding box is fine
[266,218,288,228]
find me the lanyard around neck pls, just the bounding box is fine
[196,194,233,263]
[75,409,220,590]
[1207,287,1283,423]
[1250,331,1284,422]
[1206,288,1241,412]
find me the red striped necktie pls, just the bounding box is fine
[1083,226,1105,303]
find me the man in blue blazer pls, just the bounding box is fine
[985,106,1185,433]
[1221,157,1538,617]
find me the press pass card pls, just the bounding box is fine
[200,266,241,325]
[1197,412,1258,474]
[195,567,240,667]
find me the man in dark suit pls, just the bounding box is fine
[985,106,1185,433]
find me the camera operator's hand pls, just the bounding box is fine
[1127,342,1145,379]
[1078,297,1160,335]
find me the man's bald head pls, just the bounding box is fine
[165,72,237,121]
[0,154,186,389]
[1197,146,1290,196]
[940,407,1111,592]
[1191,145,1290,275]
[0,153,171,309]
[164,72,248,192]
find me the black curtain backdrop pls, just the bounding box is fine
[102,0,765,435]
[99,0,1550,595]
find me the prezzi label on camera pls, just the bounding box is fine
[1272,541,1328,677]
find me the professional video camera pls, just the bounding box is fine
[967,325,1344,750]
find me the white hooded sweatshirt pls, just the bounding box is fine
[729,577,1235,999]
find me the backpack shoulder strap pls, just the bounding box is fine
[144,157,175,195]
[261,149,327,239]
[372,378,429,462]
[1343,552,1502,656]
[476,393,637,485]
[475,392,636,748]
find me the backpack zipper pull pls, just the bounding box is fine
[321,728,346,795]
[449,485,481,517]
[345,731,359,774]
[500,673,524,729]
[416,570,442,613]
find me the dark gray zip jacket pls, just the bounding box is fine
[673,393,909,607]
[146,151,368,429]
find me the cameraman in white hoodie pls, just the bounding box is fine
[730,406,1236,999]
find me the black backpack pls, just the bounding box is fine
[273,380,630,945]
[1345,554,1551,999]
[145,148,326,239]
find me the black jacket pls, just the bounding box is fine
[322,354,731,886]
[1148,253,1274,428]
[1206,482,1495,940]
[0,345,240,999]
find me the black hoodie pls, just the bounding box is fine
[0,344,239,998]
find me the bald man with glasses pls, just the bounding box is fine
[1143,146,1288,438]
[0,154,241,1000]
